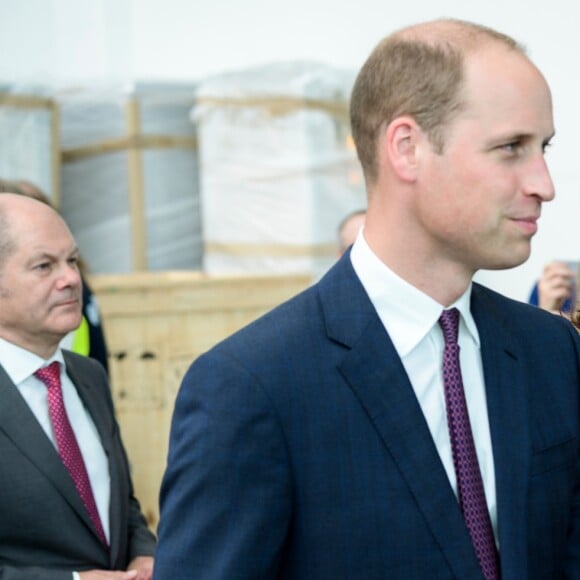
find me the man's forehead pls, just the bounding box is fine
[12,226,77,259]
[463,43,545,87]
[460,48,551,112]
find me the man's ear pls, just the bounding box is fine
[379,116,423,182]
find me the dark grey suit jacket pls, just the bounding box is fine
[0,350,156,580]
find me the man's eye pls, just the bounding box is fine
[35,262,51,271]
[501,142,520,153]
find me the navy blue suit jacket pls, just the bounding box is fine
[155,254,580,579]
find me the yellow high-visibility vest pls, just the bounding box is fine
[71,316,90,356]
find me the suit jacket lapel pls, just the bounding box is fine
[319,258,484,579]
[64,354,114,457]
[64,353,120,566]
[0,364,95,533]
[472,286,530,579]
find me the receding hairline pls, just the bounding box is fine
[0,192,53,213]
[392,18,525,55]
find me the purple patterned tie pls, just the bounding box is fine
[35,362,109,548]
[438,309,500,580]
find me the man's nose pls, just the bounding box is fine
[522,154,555,201]
[57,263,82,288]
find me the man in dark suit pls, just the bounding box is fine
[155,18,580,580]
[0,193,156,579]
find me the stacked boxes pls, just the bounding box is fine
[0,86,60,204]
[0,64,367,278]
[194,62,366,276]
[58,83,202,274]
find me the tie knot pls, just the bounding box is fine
[438,308,460,345]
[34,361,61,389]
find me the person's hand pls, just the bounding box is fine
[79,570,137,579]
[127,556,154,580]
[537,261,575,314]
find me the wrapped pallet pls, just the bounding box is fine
[0,85,60,204]
[194,61,366,277]
[58,83,202,274]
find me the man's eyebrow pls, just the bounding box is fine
[487,130,555,147]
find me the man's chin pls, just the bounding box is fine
[479,247,531,271]
[55,316,84,336]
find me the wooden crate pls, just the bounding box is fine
[90,271,312,531]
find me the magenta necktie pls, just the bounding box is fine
[438,309,500,580]
[35,362,108,548]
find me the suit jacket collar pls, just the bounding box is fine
[317,257,529,579]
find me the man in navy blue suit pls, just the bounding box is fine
[155,18,580,580]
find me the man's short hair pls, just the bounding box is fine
[350,19,523,185]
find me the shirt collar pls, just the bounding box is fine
[0,337,65,385]
[350,231,480,356]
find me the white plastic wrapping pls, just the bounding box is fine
[0,84,57,203]
[193,61,366,276]
[58,83,202,274]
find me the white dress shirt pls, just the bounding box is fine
[350,232,498,542]
[0,338,111,543]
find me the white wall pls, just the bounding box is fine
[1,0,578,300]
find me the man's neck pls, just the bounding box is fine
[0,332,60,361]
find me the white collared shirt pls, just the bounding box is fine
[350,232,498,542]
[0,338,111,542]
